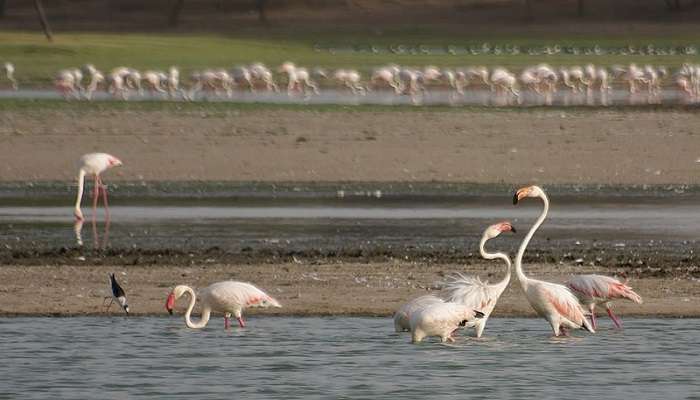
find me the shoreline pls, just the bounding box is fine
[1,263,697,318]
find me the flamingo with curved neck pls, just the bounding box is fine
[166,281,282,329]
[445,221,516,338]
[74,153,122,221]
[513,185,594,336]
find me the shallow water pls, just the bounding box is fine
[1,317,698,399]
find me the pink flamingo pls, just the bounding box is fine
[444,221,516,338]
[566,274,642,329]
[165,281,281,329]
[513,185,595,336]
[74,153,122,221]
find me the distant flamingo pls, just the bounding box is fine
[409,302,484,343]
[445,221,516,338]
[393,294,444,332]
[74,153,122,221]
[165,281,281,329]
[513,185,595,336]
[566,274,642,329]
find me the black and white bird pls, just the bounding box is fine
[104,273,129,315]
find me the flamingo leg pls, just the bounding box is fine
[224,314,231,329]
[237,317,246,328]
[99,176,110,220]
[92,175,99,219]
[607,307,623,329]
[589,304,598,330]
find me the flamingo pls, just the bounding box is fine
[444,221,516,338]
[165,281,281,329]
[566,274,642,329]
[409,302,484,343]
[74,153,122,221]
[104,273,129,315]
[512,185,595,336]
[393,294,444,332]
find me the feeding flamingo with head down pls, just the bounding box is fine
[512,185,595,336]
[393,294,444,332]
[74,153,122,221]
[409,302,484,343]
[444,221,516,338]
[165,281,281,329]
[566,274,642,329]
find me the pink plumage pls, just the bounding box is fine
[566,274,642,329]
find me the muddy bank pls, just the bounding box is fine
[1,108,699,185]
[1,263,698,317]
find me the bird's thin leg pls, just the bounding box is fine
[99,176,110,220]
[237,317,246,328]
[607,307,623,329]
[92,175,99,219]
[224,313,231,329]
[589,304,598,330]
[104,297,114,311]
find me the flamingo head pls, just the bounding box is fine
[485,221,516,239]
[108,156,123,168]
[513,185,544,205]
[165,285,187,315]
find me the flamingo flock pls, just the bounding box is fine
[73,152,642,339]
[31,62,700,104]
[393,185,643,343]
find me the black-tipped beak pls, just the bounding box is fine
[511,226,517,233]
[475,310,485,318]
[512,192,519,205]
[168,309,173,315]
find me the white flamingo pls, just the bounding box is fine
[4,62,17,90]
[445,221,516,338]
[512,185,595,336]
[566,274,642,329]
[74,153,122,221]
[409,302,483,343]
[393,294,444,332]
[165,281,281,329]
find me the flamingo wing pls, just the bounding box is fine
[567,274,642,304]
[539,282,587,326]
[444,273,503,315]
[206,281,281,310]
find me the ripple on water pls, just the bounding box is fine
[0,317,699,399]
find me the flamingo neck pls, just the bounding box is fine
[515,193,549,289]
[183,286,210,329]
[74,169,86,213]
[479,234,511,288]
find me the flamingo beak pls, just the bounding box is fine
[165,293,175,315]
[513,187,530,205]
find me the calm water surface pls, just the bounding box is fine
[1,317,699,399]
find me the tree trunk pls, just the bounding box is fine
[524,0,532,19]
[257,0,268,24]
[675,0,682,10]
[33,0,53,42]
[578,0,584,16]
[169,0,184,27]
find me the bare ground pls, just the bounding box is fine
[1,262,698,317]
[0,109,699,185]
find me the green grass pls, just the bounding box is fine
[1,30,700,87]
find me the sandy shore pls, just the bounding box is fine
[1,262,697,317]
[1,108,699,185]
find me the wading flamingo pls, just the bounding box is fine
[445,221,516,338]
[74,153,122,221]
[566,274,642,329]
[409,302,484,343]
[165,281,281,329]
[393,295,445,332]
[513,185,595,336]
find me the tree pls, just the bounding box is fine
[256,0,268,24]
[34,0,53,42]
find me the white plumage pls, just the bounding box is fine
[410,302,483,343]
[393,295,444,332]
[166,281,281,329]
